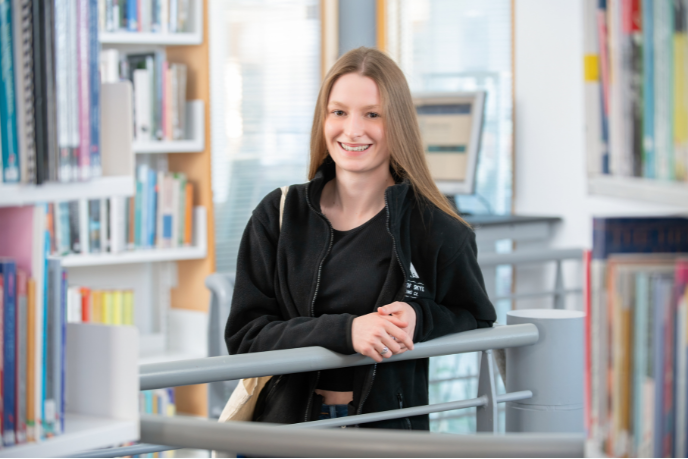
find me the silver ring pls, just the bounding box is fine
[380,347,389,355]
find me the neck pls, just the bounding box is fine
[324,163,395,218]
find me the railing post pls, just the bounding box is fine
[553,260,565,309]
[476,350,498,433]
[505,310,584,433]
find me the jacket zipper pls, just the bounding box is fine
[303,189,334,421]
[397,393,413,429]
[356,192,407,418]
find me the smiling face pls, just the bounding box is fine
[324,73,390,176]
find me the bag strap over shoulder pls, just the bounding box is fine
[279,185,289,231]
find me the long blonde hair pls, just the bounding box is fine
[308,47,467,226]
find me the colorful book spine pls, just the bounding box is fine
[89,0,101,178]
[123,290,133,325]
[0,0,20,183]
[674,0,688,181]
[15,270,27,444]
[126,0,137,31]
[0,273,4,445]
[26,278,35,442]
[641,0,655,178]
[1,259,16,446]
[77,0,91,180]
[653,0,675,180]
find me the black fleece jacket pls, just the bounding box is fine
[225,159,496,429]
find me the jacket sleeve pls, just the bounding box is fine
[406,231,496,343]
[225,198,356,356]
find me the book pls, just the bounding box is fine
[0,259,17,446]
[654,0,675,180]
[589,217,688,449]
[675,0,688,180]
[15,270,26,444]
[25,277,35,442]
[89,0,100,178]
[12,0,36,185]
[0,0,20,183]
[641,0,655,178]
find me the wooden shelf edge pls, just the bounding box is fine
[0,413,138,458]
[588,175,688,208]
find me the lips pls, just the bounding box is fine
[338,142,372,152]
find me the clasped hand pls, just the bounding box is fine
[351,302,416,363]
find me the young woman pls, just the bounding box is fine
[225,47,496,430]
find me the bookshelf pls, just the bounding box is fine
[0,177,134,208]
[96,0,215,417]
[99,0,203,46]
[0,324,140,458]
[133,101,205,154]
[61,207,207,267]
[0,82,135,208]
[588,176,688,208]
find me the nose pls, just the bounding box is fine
[344,113,364,140]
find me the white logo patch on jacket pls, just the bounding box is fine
[406,262,426,299]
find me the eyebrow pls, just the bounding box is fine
[328,101,381,111]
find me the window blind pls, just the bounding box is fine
[209,0,321,273]
[387,0,513,215]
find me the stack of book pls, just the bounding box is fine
[0,0,102,184]
[99,0,193,34]
[66,286,134,325]
[0,256,67,447]
[586,0,688,181]
[47,169,194,256]
[586,216,688,457]
[100,49,188,142]
[124,388,176,458]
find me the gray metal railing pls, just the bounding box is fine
[81,321,585,458]
[141,324,537,390]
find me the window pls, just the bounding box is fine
[386,0,513,216]
[209,0,321,273]
[386,0,513,433]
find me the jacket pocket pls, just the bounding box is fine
[253,375,284,422]
[396,393,413,430]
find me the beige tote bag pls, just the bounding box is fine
[213,186,289,457]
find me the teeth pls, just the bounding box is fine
[340,143,371,152]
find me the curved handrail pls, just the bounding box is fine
[140,414,585,458]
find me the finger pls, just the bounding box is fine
[386,322,413,351]
[380,333,402,355]
[378,314,408,329]
[378,303,404,315]
[364,346,383,363]
[376,341,396,359]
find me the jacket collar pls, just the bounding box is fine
[306,157,413,228]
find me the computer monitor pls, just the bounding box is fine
[413,91,486,196]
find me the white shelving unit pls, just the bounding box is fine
[588,175,688,207]
[0,324,140,458]
[0,82,135,208]
[0,176,134,207]
[133,100,205,154]
[99,0,203,46]
[139,308,208,366]
[1,414,137,458]
[60,206,207,267]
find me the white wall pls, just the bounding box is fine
[513,0,688,251]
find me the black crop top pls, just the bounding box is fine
[313,209,392,392]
